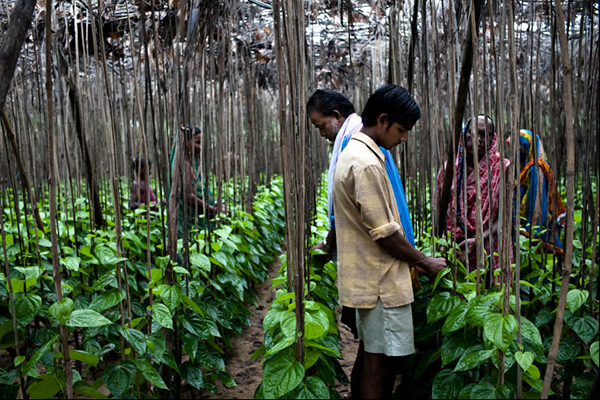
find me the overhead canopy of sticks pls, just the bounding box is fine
[0,0,597,296]
[0,2,597,245]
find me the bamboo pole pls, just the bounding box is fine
[1,112,43,230]
[429,1,445,245]
[273,0,309,362]
[436,0,483,237]
[542,1,577,396]
[61,57,105,228]
[417,0,430,245]
[406,0,420,94]
[0,193,28,399]
[94,0,129,371]
[45,1,74,397]
[587,1,599,312]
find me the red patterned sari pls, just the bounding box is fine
[436,136,510,275]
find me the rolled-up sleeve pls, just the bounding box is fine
[354,164,400,241]
[369,221,401,241]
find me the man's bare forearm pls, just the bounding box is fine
[377,231,446,276]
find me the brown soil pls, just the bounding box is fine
[335,322,359,397]
[196,258,359,400]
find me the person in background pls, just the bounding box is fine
[435,115,510,280]
[170,125,227,239]
[307,89,362,340]
[307,89,360,259]
[513,129,566,254]
[332,84,445,399]
[129,156,157,210]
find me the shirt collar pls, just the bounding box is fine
[350,131,386,162]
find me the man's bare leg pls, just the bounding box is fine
[350,341,365,398]
[351,342,398,399]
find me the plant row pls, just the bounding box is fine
[254,176,598,399]
[253,182,349,399]
[0,176,286,399]
[397,232,598,398]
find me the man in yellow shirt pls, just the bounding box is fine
[333,84,446,399]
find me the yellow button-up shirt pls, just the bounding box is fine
[333,131,414,309]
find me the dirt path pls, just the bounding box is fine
[197,259,279,399]
[336,322,359,397]
[198,258,359,399]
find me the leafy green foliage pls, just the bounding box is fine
[254,181,347,399]
[394,218,598,399]
[262,348,306,398]
[0,175,286,398]
[1,169,597,399]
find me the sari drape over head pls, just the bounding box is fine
[518,129,566,250]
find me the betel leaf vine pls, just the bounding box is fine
[255,178,348,399]
[0,175,287,398]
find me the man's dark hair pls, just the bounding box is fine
[132,156,151,173]
[307,89,356,118]
[361,84,421,127]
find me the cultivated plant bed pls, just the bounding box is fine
[254,178,598,399]
[0,176,286,399]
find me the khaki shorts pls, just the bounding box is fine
[356,298,415,357]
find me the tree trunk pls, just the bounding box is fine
[0,0,36,112]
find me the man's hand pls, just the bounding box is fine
[312,240,333,263]
[416,257,446,278]
[377,231,446,278]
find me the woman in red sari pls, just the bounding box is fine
[129,156,158,210]
[436,115,510,282]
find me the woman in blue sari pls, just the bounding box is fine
[517,129,566,253]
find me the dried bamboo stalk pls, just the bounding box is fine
[45,1,74,396]
[437,0,483,237]
[542,1,577,396]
